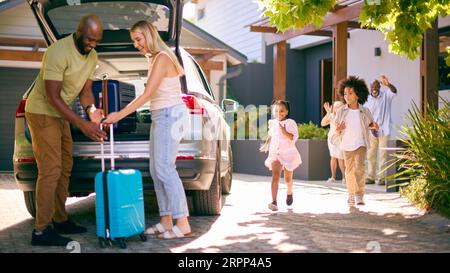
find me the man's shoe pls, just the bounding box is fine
[365,179,375,184]
[31,226,72,246]
[53,219,87,234]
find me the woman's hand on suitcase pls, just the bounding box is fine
[103,112,121,125]
[80,120,107,143]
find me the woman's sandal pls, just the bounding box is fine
[144,223,169,235]
[159,226,193,240]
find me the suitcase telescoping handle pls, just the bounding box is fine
[100,123,115,172]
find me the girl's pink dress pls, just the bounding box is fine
[264,118,302,171]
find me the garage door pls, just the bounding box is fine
[0,67,39,171]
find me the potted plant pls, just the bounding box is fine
[294,122,330,180]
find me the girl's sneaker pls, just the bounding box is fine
[286,194,293,206]
[268,201,278,211]
[326,177,336,183]
[347,194,355,207]
[356,195,365,205]
[342,178,346,185]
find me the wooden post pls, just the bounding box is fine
[332,21,348,101]
[420,19,439,114]
[273,41,286,100]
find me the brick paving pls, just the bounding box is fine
[0,172,449,253]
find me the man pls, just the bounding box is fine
[25,15,107,246]
[364,75,397,185]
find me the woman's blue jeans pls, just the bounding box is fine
[149,103,189,219]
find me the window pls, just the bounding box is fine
[182,53,213,99]
[439,28,450,90]
[47,2,170,38]
[197,8,205,20]
[189,56,215,99]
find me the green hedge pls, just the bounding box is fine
[297,121,328,140]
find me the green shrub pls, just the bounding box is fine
[386,99,450,217]
[400,178,431,211]
[297,121,328,140]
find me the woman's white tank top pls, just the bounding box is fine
[148,51,184,111]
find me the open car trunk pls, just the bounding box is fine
[26,0,184,141]
[70,57,152,142]
[27,0,183,49]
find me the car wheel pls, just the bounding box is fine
[23,191,36,218]
[221,145,232,194]
[192,143,222,215]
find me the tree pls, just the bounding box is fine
[258,0,450,60]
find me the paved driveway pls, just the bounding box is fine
[0,173,449,253]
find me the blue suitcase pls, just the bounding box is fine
[95,125,146,249]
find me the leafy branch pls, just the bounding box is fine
[258,0,450,60]
[360,0,450,60]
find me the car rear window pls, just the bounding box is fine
[182,54,214,99]
[47,2,170,39]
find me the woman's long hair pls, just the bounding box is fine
[130,20,184,76]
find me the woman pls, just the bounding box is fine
[104,20,191,239]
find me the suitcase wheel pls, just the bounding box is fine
[117,238,127,249]
[98,237,106,249]
[139,233,147,242]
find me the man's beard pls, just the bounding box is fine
[76,35,88,55]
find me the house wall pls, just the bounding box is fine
[0,3,43,39]
[0,68,39,171]
[229,43,330,125]
[301,43,333,124]
[347,29,420,139]
[286,45,306,123]
[209,54,227,103]
[195,0,265,63]
[227,50,273,108]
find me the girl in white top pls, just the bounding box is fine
[260,100,302,211]
[104,20,191,239]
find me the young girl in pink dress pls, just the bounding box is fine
[260,100,302,211]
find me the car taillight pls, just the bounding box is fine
[182,95,206,115]
[17,158,36,163]
[15,99,27,118]
[176,155,194,160]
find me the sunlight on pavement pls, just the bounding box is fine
[172,174,427,253]
[0,174,91,232]
[2,173,448,253]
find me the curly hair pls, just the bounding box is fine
[338,76,369,104]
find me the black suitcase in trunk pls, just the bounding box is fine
[92,80,137,133]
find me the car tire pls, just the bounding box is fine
[24,191,36,218]
[192,143,222,215]
[221,145,232,194]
